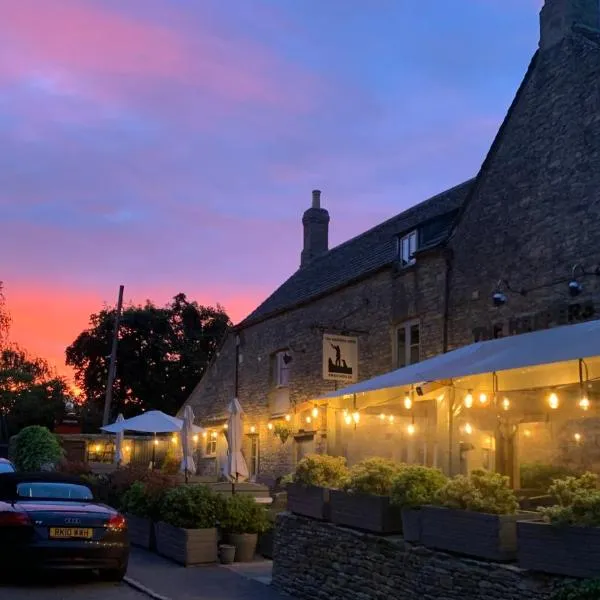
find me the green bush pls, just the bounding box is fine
[160,485,222,529]
[220,494,270,534]
[293,454,349,489]
[12,426,64,472]
[541,490,600,526]
[391,466,447,508]
[548,472,597,506]
[437,469,519,515]
[121,481,152,519]
[520,462,580,491]
[343,457,404,496]
[552,579,600,600]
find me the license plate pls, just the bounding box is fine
[49,527,93,539]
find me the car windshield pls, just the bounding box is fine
[0,463,14,474]
[16,482,93,500]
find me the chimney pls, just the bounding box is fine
[300,189,330,268]
[540,0,600,50]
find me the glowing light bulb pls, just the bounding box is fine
[267,422,273,430]
[464,423,473,435]
[404,395,412,410]
[285,414,291,422]
[153,439,159,446]
[479,393,488,405]
[464,392,473,408]
[211,431,218,439]
[202,431,208,439]
[388,415,395,424]
[524,429,532,438]
[407,423,416,436]
[502,398,510,411]
[171,435,177,444]
[352,411,360,424]
[125,445,131,453]
[379,413,386,420]
[574,432,582,443]
[193,434,199,443]
[548,393,559,410]
[94,444,101,452]
[305,416,312,424]
[312,406,319,418]
[580,397,590,411]
[223,423,228,429]
[344,414,352,425]
[250,426,256,434]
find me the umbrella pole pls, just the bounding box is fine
[151,433,156,470]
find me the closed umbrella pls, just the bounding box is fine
[180,405,196,483]
[113,413,125,466]
[226,398,249,491]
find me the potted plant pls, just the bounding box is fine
[287,454,349,520]
[155,484,222,566]
[121,481,154,549]
[420,469,535,561]
[329,457,404,534]
[517,472,600,578]
[220,494,270,562]
[390,465,447,542]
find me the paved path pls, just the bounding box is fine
[127,548,288,600]
[0,572,144,600]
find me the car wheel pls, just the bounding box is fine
[100,564,128,582]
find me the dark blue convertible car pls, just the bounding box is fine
[0,472,129,580]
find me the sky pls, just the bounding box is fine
[0,0,544,381]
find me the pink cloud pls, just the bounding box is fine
[0,0,320,112]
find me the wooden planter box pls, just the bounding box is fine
[420,506,536,561]
[155,522,218,566]
[286,484,330,520]
[126,514,154,550]
[401,508,421,542]
[329,490,402,535]
[517,520,600,578]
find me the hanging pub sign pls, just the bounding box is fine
[472,300,596,342]
[322,334,358,383]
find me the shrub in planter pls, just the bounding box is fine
[421,469,530,561]
[220,494,270,562]
[12,426,64,472]
[390,465,447,541]
[287,454,349,520]
[56,459,92,477]
[520,462,580,492]
[551,579,600,600]
[329,458,404,534]
[156,485,222,566]
[121,481,154,549]
[518,473,600,578]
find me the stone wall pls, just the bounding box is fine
[272,513,568,600]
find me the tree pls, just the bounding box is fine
[66,293,231,424]
[0,346,69,438]
[0,282,11,349]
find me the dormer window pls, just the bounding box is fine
[399,230,417,267]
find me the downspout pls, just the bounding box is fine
[442,247,453,353]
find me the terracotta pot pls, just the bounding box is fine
[227,533,258,562]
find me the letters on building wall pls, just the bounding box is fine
[322,334,358,382]
[472,300,596,342]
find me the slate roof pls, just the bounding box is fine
[239,179,475,327]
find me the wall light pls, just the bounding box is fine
[267,422,273,430]
[403,394,412,410]
[579,397,590,411]
[501,398,510,411]
[548,392,559,410]
[464,423,473,435]
[464,391,473,409]
[479,393,488,405]
[344,414,352,426]
[407,423,416,436]
[352,411,360,424]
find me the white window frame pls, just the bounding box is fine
[205,434,217,457]
[395,320,420,369]
[247,434,259,479]
[399,230,418,268]
[273,350,291,388]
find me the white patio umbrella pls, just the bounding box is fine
[226,398,249,488]
[113,413,125,465]
[180,405,196,482]
[101,410,203,469]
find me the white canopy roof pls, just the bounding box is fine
[101,410,203,434]
[321,319,600,399]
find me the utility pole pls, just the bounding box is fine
[102,285,124,426]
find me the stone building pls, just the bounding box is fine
[184,0,600,482]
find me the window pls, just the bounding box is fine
[396,321,420,368]
[248,435,259,479]
[399,230,417,267]
[272,350,291,388]
[16,482,93,501]
[205,432,217,457]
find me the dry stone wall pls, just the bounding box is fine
[273,513,571,600]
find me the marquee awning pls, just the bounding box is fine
[320,318,600,399]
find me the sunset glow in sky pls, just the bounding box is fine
[1,0,542,380]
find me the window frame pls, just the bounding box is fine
[273,350,291,388]
[248,434,259,479]
[395,320,421,369]
[398,230,418,268]
[205,435,217,457]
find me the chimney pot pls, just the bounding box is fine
[312,189,321,209]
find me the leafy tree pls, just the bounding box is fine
[12,425,64,471]
[0,346,69,438]
[0,282,11,349]
[66,293,230,424]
